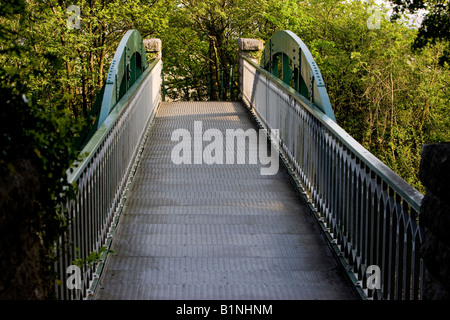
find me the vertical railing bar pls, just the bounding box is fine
[388,186,396,299]
[355,160,363,272]
[344,147,351,251]
[327,136,333,228]
[362,167,368,273]
[351,155,357,259]
[403,203,413,300]
[311,118,317,206]
[379,181,387,299]
[82,170,88,268]
[92,157,98,257]
[411,222,421,299]
[335,142,342,241]
[369,172,377,267]
[89,160,94,262]
[87,162,94,295]
[394,193,403,299]
[341,147,349,250]
[319,126,326,214]
[101,145,106,243]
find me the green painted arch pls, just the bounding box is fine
[261,30,336,122]
[97,29,148,128]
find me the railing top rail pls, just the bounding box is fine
[243,56,423,212]
[67,58,161,184]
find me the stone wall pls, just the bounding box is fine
[419,142,450,300]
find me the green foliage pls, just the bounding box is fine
[390,0,450,64]
[0,0,80,247]
[0,1,82,298]
[1,0,170,123]
[0,0,171,297]
[0,77,78,246]
[161,0,270,100]
[73,246,115,270]
[0,0,448,298]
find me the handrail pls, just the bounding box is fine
[261,30,336,122]
[241,52,424,300]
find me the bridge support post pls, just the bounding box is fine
[237,38,263,99]
[143,38,162,59]
[419,142,450,300]
[144,38,163,100]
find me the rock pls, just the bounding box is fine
[420,193,450,247]
[419,143,450,206]
[419,142,450,300]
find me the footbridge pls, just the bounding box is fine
[55,30,424,300]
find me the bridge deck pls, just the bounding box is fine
[94,101,356,300]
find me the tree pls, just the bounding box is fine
[161,0,270,101]
[2,0,170,132]
[0,0,170,298]
[390,0,450,65]
[0,0,80,299]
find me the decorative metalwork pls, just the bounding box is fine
[242,50,424,300]
[261,30,336,122]
[98,30,149,127]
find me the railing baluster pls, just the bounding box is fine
[404,217,413,300]
[349,155,358,262]
[387,187,396,299]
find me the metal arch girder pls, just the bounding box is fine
[98,29,148,128]
[261,30,336,122]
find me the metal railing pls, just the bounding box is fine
[54,57,162,300]
[241,56,425,300]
